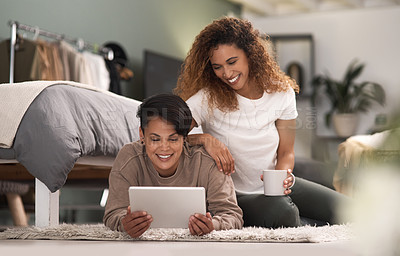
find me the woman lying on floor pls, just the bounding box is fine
[103,94,243,238]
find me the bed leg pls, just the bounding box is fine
[35,178,59,227]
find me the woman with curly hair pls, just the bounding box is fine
[175,17,347,228]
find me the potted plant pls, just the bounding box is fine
[311,59,386,137]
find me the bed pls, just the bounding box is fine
[0,81,141,226]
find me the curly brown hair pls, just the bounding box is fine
[174,17,299,112]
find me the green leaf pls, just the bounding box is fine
[343,60,364,87]
[354,98,371,112]
[370,83,386,105]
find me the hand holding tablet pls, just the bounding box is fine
[128,186,206,229]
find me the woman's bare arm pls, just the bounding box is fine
[275,119,296,170]
[186,120,235,175]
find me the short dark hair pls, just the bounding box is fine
[137,94,193,137]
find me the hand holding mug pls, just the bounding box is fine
[261,169,296,196]
[283,169,295,195]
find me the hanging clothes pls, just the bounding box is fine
[58,41,89,83]
[0,37,38,83]
[49,42,65,80]
[30,39,64,81]
[58,40,75,81]
[73,51,94,85]
[30,39,54,80]
[3,23,119,89]
[83,51,110,91]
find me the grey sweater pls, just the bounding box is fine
[103,142,243,232]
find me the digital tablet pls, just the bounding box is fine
[128,186,206,228]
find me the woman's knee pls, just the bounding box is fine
[270,196,300,228]
[238,194,300,228]
[290,178,348,224]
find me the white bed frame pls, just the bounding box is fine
[0,156,114,227]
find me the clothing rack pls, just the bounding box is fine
[8,20,114,83]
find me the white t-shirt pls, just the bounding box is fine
[186,89,298,195]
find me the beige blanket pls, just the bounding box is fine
[334,129,400,195]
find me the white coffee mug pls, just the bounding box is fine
[263,170,295,196]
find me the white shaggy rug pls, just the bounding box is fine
[0,224,354,243]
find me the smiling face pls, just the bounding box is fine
[140,116,184,177]
[210,44,257,98]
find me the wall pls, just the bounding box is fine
[245,7,400,158]
[0,0,240,100]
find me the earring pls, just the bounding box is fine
[140,137,144,144]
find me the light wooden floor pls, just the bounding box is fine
[0,240,357,256]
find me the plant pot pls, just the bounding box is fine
[332,113,359,137]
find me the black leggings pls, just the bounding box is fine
[236,178,348,228]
